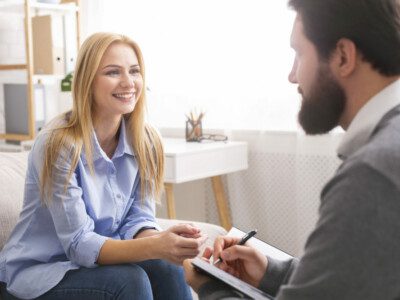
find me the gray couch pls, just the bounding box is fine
[0,151,226,299]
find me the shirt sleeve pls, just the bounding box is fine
[31,136,108,268]
[119,178,162,240]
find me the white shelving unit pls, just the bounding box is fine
[0,0,80,142]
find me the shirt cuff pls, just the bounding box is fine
[123,221,162,240]
[74,233,108,268]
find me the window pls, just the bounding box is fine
[91,0,299,130]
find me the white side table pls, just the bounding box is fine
[163,138,248,230]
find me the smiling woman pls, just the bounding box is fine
[0,32,206,300]
[86,0,299,131]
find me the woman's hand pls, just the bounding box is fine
[153,223,208,265]
[213,236,268,287]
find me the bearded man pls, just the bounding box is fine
[184,1,400,299]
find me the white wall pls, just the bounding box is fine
[93,0,300,131]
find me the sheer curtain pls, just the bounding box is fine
[85,0,298,131]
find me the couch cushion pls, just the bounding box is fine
[0,151,29,250]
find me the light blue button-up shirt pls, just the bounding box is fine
[0,119,161,299]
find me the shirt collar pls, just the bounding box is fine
[82,118,135,165]
[113,118,135,158]
[337,79,400,160]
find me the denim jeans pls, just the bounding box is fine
[0,259,192,300]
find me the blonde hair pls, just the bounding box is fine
[41,32,164,204]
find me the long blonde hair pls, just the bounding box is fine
[41,32,164,204]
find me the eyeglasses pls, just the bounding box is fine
[197,134,228,143]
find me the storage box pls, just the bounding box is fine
[4,84,46,135]
[32,15,65,75]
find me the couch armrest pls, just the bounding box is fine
[156,218,227,251]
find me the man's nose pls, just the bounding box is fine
[288,58,298,84]
[288,69,297,83]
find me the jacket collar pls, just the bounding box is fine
[337,79,400,160]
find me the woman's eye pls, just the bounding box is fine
[130,69,140,75]
[106,70,119,76]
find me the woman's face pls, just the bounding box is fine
[92,42,143,122]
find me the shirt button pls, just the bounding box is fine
[116,194,122,199]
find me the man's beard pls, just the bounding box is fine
[298,64,346,134]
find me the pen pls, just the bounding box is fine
[213,229,258,265]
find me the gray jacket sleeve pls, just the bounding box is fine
[199,162,400,299]
[274,162,400,299]
[259,257,298,296]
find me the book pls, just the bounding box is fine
[191,227,293,300]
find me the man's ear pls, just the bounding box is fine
[330,38,358,77]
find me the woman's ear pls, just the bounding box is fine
[330,38,358,78]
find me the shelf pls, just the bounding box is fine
[31,1,78,12]
[0,0,80,142]
[33,74,64,84]
[0,142,23,152]
[0,133,33,141]
[0,72,64,85]
[0,64,27,71]
[0,0,78,12]
[0,139,33,151]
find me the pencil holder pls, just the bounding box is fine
[186,120,203,142]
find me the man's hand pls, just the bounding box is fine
[214,236,268,287]
[183,247,213,293]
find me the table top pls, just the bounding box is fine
[163,138,247,157]
[163,138,248,183]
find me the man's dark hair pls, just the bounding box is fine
[288,0,400,76]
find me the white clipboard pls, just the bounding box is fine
[192,257,273,299]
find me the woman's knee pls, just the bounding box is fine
[111,264,152,296]
[137,259,188,287]
[53,264,153,300]
[136,260,192,300]
[138,259,182,275]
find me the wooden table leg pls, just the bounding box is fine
[211,176,232,230]
[164,183,176,219]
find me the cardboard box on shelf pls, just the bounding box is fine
[32,15,65,75]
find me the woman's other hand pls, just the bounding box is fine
[154,223,208,265]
